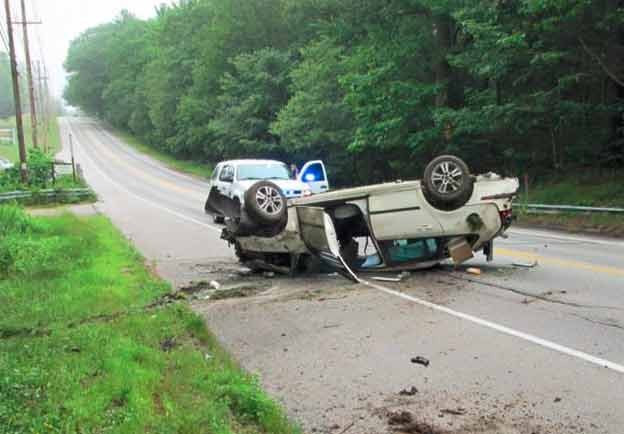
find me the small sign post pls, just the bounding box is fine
[70,133,76,182]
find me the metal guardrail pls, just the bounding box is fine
[0,188,94,203]
[517,203,624,214]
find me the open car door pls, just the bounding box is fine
[298,160,329,194]
[295,207,357,281]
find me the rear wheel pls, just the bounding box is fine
[422,155,474,211]
[244,181,287,226]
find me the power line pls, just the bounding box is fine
[0,23,10,53]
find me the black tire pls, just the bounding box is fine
[244,181,287,226]
[422,155,474,211]
[234,241,250,263]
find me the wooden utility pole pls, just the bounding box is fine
[4,0,28,182]
[43,63,50,149]
[36,60,47,152]
[19,0,38,149]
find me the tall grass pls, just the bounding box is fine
[0,205,40,237]
[0,209,299,434]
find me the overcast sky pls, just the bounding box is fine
[3,0,169,99]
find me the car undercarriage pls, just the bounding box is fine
[215,156,519,277]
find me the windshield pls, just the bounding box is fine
[237,163,291,181]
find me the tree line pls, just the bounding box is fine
[64,0,624,185]
[0,52,16,119]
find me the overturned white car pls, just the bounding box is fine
[217,155,519,277]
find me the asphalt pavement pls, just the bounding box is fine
[60,116,624,434]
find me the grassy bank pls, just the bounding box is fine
[516,210,624,238]
[113,129,213,179]
[0,115,61,162]
[516,174,624,237]
[520,173,624,208]
[0,206,298,434]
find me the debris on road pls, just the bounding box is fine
[466,267,482,276]
[388,410,413,425]
[512,260,538,268]
[372,276,402,283]
[554,397,562,403]
[410,356,430,367]
[263,271,276,278]
[398,386,418,396]
[440,407,466,416]
[209,280,221,290]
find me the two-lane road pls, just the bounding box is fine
[61,116,624,434]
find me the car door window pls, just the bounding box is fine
[219,166,234,182]
[211,165,221,181]
[301,162,326,182]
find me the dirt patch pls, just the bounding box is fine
[274,283,357,303]
[388,410,414,425]
[210,283,273,300]
[190,262,256,278]
[179,280,214,294]
[0,326,51,339]
[160,336,178,352]
[387,410,442,434]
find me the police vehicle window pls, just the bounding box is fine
[302,163,325,182]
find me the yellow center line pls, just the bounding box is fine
[84,129,205,200]
[495,247,624,278]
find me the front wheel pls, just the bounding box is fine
[422,155,474,211]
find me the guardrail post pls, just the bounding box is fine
[70,133,77,183]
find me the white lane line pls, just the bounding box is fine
[509,228,624,247]
[67,121,221,234]
[66,120,624,375]
[337,255,624,375]
[368,282,624,374]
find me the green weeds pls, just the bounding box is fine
[0,207,298,434]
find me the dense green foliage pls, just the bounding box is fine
[0,148,54,191]
[0,207,299,433]
[0,53,14,119]
[65,0,624,184]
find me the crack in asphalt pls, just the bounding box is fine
[570,313,624,332]
[441,272,624,311]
